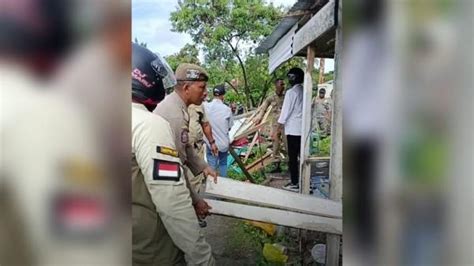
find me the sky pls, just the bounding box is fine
[132,0,334,73]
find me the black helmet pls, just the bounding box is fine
[287,67,304,86]
[131,43,176,106]
[213,84,226,96]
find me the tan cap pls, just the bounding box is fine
[175,63,209,81]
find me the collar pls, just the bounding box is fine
[132,102,148,111]
[170,91,187,110]
[212,98,223,104]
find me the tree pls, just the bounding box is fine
[164,43,201,71]
[170,0,282,108]
[133,37,147,48]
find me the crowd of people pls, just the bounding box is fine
[131,43,333,264]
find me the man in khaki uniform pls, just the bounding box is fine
[313,87,332,137]
[188,103,218,192]
[253,78,286,172]
[131,44,214,265]
[154,63,218,211]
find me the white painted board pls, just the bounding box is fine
[205,178,342,219]
[207,199,342,234]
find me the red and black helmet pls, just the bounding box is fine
[131,43,176,106]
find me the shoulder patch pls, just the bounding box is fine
[157,146,179,157]
[153,159,181,181]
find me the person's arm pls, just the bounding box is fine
[135,117,213,263]
[277,90,295,126]
[275,90,295,138]
[185,142,217,182]
[202,122,218,155]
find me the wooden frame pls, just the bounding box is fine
[207,199,342,235]
[205,178,342,219]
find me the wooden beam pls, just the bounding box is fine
[207,199,342,235]
[306,156,331,163]
[326,0,342,264]
[319,58,325,84]
[292,0,335,55]
[228,147,256,183]
[247,156,273,174]
[205,177,342,219]
[300,46,316,195]
[233,121,269,141]
[245,151,272,173]
[243,132,260,163]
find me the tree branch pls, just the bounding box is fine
[225,39,254,108]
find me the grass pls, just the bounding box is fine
[227,221,292,265]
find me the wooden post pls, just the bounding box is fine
[319,58,325,84]
[228,147,256,183]
[299,46,315,195]
[298,43,315,265]
[326,0,342,264]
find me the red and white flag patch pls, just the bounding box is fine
[153,160,181,181]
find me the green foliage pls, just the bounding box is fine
[314,136,331,156]
[164,43,200,71]
[170,0,283,108]
[133,37,147,48]
[229,222,291,265]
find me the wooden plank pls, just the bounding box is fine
[207,199,342,235]
[245,151,272,173]
[243,132,259,163]
[233,121,268,140]
[292,0,335,55]
[319,58,325,84]
[228,147,256,183]
[246,155,273,174]
[299,46,316,195]
[326,0,342,264]
[305,156,331,163]
[205,177,342,219]
[233,110,255,120]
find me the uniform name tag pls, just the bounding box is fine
[153,160,181,181]
[156,146,178,157]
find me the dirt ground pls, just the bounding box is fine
[203,172,329,265]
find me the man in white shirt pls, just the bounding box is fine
[275,68,305,192]
[204,85,234,177]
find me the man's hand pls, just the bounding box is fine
[210,143,219,156]
[252,117,262,125]
[203,166,218,183]
[193,199,212,219]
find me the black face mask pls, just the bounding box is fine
[288,74,297,86]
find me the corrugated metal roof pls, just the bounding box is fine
[256,0,328,54]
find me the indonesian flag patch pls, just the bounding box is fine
[153,160,181,181]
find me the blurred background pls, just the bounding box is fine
[0,0,472,265]
[342,0,473,265]
[1,0,131,265]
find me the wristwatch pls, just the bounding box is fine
[210,140,216,144]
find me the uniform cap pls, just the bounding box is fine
[175,63,209,82]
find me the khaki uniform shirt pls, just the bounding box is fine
[312,97,332,135]
[188,104,208,149]
[132,103,214,265]
[154,93,208,177]
[255,93,284,129]
[187,104,208,191]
